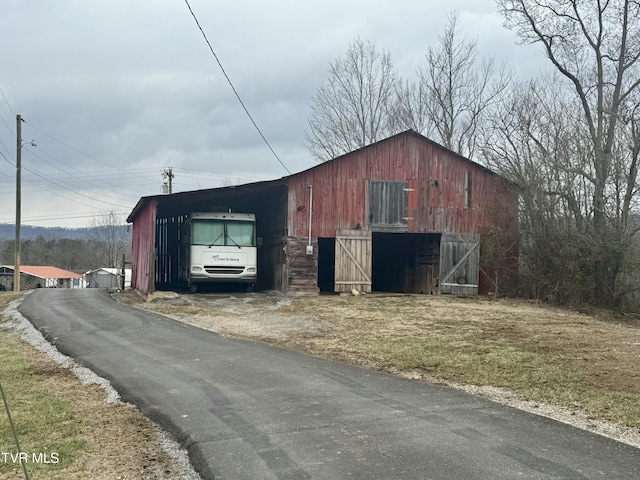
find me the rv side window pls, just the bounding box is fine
[192,221,224,246]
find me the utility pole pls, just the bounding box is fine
[14,115,21,292]
[120,253,126,291]
[162,167,174,194]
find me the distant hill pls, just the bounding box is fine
[0,224,129,241]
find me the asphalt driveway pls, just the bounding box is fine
[19,289,640,479]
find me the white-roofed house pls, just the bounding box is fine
[85,268,132,289]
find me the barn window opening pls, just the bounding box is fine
[369,180,409,230]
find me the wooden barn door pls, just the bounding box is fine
[439,233,480,295]
[334,229,372,293]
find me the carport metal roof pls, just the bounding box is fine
[126,177,288,223]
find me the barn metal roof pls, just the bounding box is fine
[126,129,515,223]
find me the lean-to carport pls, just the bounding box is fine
[127,180,288,294]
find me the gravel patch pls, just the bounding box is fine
[146,291,332,341]
[457,384,640,448]
[394,369,640,449]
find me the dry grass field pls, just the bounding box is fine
[115,290,640,441]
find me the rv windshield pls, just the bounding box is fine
[192,220,255,247]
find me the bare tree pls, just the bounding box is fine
[393,79,435,138]
[397,12,513,159]
[305,38,400,162]
[498,0,640,232]
[495,0,640,306]
[89,209,130,268]
[615,100,640,232]
[482,77,593,301]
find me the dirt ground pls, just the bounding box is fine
[116,290,640,394]
[114,289,640,447]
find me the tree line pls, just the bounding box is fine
[0,210,131,274]
[0,237,121,272]
[306,1,640,311]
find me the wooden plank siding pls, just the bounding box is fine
[287,131,516,239]
[257,228,288,292]
[369,180,409,229]
[130,197,157,294]
[155,214,188,291]
[287,237,319,292]
[334,229,372,293]
[440,232,481,295]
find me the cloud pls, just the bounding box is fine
[0,0,547,227]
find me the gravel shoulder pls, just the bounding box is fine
[1,293,202,480]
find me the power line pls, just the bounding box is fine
[0,211,129,223]
[182,0,292,175]
[6,120,170,198]
[0,134,13,160]
[0,167,170,183]
[0,111,15,137]
[5,140,142,205]
[22,120,153,183]
[0,107,144,224]
[0,85,16,115]
[20,162,130,210]
[177,168,269,181]
[0,150,14,167]
[22,146,141,200]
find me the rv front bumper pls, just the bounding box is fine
[191,265,257,283]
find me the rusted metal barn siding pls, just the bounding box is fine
[287,132,516,238]
[130,198,157,294]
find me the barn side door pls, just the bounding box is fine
[439,232,480,295]
[334,229,372,293]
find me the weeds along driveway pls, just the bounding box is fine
[0,292,200,480]
[20,288,640,479]
[115,290,640,448]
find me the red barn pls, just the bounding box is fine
[127,130,517,295]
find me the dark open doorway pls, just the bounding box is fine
[372,232,441,294]
[317,237,336,293]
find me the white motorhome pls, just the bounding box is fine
[186,212,257,292]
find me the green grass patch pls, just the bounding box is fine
[357,333,640,428]
[0,293,86,477]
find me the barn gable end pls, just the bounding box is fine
[286,130,517,294]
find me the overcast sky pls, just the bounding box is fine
[0,0,547,228]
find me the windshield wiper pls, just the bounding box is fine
[208,232,224,248]
[226,235,242,249]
